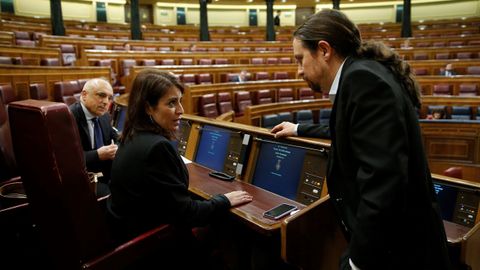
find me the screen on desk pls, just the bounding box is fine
[251,141,307,200]
[434,182,457,221]
[194,125,232,172]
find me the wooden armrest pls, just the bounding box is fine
[215,110,235,122]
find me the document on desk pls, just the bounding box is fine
[181,155,192,164]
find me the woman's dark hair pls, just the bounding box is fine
[120,69,184,143]
[293,9,421,108]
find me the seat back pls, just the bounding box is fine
[0,95,16,181]
[254,89,273,105]
[298,87,315,100]
[443,167,463,179]
[432,84,453,96]
[279,57,292,64]
[217,92,233,114]
[319,108,332,126]
[273,72,289,80]
[255,72,269,80]
[198,94,218,118]
[9,100,111,269]
[214,58,228,65]
[196,73,212,84]
[466,66,480,75]
[0,56,13,65]
[261,114,280,129]
[0,84,17,104]
[277,111,293,123]
[251,58,264,65]
[60,44,77,66]
[296,110,314,124]
[120,59,136,77]
[198,59,212,65]
[266,58,278,65]
[180,59,193,65]
[181,74,196,85]
[160,59,175,65]
[459,84,478,96]
[140,59,156,66]
[53,81,81,105]
[40,58,61,66]
[413,68,428,76]
[234,91,252,115]
[450,106,472,120]
[278,88,294,102]
[29,83,48,100]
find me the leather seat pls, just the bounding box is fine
[196,74,212,85]
[198,94,218,118]
[254,89,273,105]
[432,84,453,96]
[8,100,173,269]
[217,92,233,114]
[53,81,81,105]
[278,88,294,102]
[298,87,315,100]
[459,84,478,96]
[234,91,252,116]
[450,106,472,120]
[29,83,48,100]
[60,44,77,66]
[443,167,463,179]
[40,58,61,66]
[296,110,314,124]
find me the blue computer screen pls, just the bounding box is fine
[433,183,458,221]
[194,125,231,172]
[252,141,306,200]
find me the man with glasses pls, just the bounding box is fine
[70,78,118,186]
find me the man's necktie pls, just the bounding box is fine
[92,117,104,149]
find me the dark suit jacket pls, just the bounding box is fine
[299,58,451,269]
[69,102,118,182]
[107,131,230,238]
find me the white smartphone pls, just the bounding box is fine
[263,203,298,220]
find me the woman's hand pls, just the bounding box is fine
[224,190,253,207]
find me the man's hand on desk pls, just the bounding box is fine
[225,190,253,207]
[271,122,298,138]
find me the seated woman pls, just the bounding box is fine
[427,108,446,120]
[107,69,252,268]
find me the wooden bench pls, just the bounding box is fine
[0,45,61,65]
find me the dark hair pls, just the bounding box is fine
[120,69,184,143]
[293,9,421,108]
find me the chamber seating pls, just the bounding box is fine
[160,59,174,65]
[0,95,17,182]
[0,56,14,65]
[435,53,450,60]
[217,92,233,114]
[181,74,196,85]
[413,68,428,76]
[298,87,315,100]
[255,72,269,80]
[443,167,463,179]
[278,88,294,102]
[8,100,173,269]
[266,58,278,65]
[29,83,48,100]
[466,66,480,75]
[196,73,212,84]
[279,57,292,64]
[273,72,289,80]
[450,106,472,120]
[432,84,453,95]
[251,58,264,65]
[277,111,293,123]
[140,59,156,66]
[254,89,273,105]
[60,44,77,66]
[120,59,136,78]
[458,84,478,96]
[295,110,314,124]
[319,108,332,126]
[180,59,193,65]
[234,91,252,116]
[40,58,61,66]
[198,59,212,65]
[198,94,219,118]
[261,114,280,129]
[53,81,81,106]
[0,84,17,104]
[214,58,228,64]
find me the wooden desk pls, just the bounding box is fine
[186,162,305,235]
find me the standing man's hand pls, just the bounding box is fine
[270,122,298,138]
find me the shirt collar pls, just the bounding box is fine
[328,57,348,103]
[80,102,96,121]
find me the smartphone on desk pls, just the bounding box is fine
[263,203,298,220]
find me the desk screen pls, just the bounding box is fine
[252,141,306,200]
[434,183,457,221]
[195,125,231,172]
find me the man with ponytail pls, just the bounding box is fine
[272,9,451,270]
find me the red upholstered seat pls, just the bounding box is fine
[181,74,196,85]
[8,100,173,269]
[196,73,212,84]
[160,59,175,65]
[443,167,463,179]
[255,72,269,81]
[53,81,82,105]
[278,88,294,102]
[466,66,480,75]
[0,84,17,104]
[29,83,48,100]
[273,72,289,80]
[217,92,233,114]
[234,91,252,115]
[254,89,273,105]
[40,58,61,66]
[298,87,315,100]
[432,84,453,96]
[140,59,156,66]
[198,94,218,118]
[459,84,478,96]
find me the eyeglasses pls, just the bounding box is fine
[95,92,114,102]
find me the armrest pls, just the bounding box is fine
[82,224,173,270]
[281,195,347,270]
